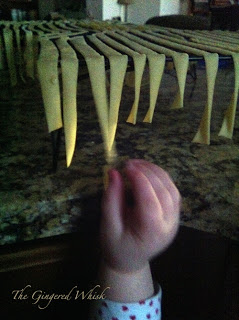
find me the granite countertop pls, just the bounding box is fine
[0,66,239,246]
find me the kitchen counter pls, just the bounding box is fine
[0,66,239,245]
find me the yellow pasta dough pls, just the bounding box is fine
[158,28,239,141]
[12,24,25,82]
[22,27,35,79]
[184,30,239,48]
[120,31,189,111]
[37,38,63,132]
[3,27,17,86]
[157,28,239,52]
[70,37,111,161]
[133,30,219,144]
[192,53,219,144]
[87,35,128,155]
[0,36,5,70]
[96,32,147,125]
[219,53,239,139]
[108,31,166,123]
[3,20,239,170]
[56,37,79,167]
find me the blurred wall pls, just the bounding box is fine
[159,0,180,16]
[38,0,56,19]
[86,0,103,20]
[128,0,160,24]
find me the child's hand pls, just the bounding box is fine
[100,159,181,273]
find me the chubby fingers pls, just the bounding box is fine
[124,161,164,218]
[124,159,181,221]
[130,159,181,214]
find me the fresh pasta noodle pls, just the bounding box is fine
[107,31,166,123]
[96,32,147,125]
[1,19,238,170]
[56,37,79,168]
[22,27,35,79]
[123,30,189,112]
[12,24,25,82]
[70,37,111,161]
[219,53,239,139]
[37,38,62,132]
[3,27,17,86]
[154,28,238,140]
[87,35,128,154]
[131,30,218,145]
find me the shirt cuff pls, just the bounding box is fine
[90,283,162,320]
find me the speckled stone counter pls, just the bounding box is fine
[0,66,239,245]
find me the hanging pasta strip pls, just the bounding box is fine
[146,28,238,58]
[55,37,79,167]
[70,37,110,161]
[27,24,47,79]
[117,31,189,113]
[47,22,64,32]
[218,53,239,139]
[165,29,239,52]
[12,24,25,82]
[163,30,239,140]
[154,27,239,48]
[87,34,128,154]
[37,38,62,132]
[192,53,219,144]
[22,26,35,79]
[212,30,239,39]
[150,27,186,40]
[184,29,239,45]
[55,21,80,32]
[107,30,166,124]
[35,22,56,33]
[3,27,17,86]
[131,30,219,145]
[0,36,5,70]
[96,32,147,125]
[148,29,239,140]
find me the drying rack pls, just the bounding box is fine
[0,21,236,171]
[51,52,233,172]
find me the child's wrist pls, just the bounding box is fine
[98,260,154,303]
[101,255,149,275]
